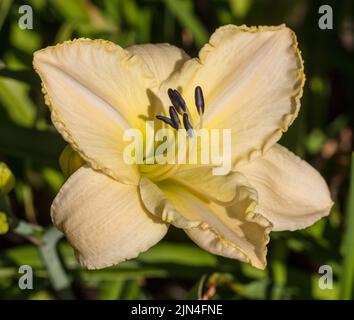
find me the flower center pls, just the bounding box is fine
[156,86,205,135]
[138,86,205,181]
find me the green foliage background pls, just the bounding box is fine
[0,0,353,300]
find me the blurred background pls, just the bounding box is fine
[0,0,353,300]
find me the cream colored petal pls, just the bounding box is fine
[127,44,189,85]
[140,177,199,228]
[165,182,271,269]
[33,39,160,184]
[172,25,304,166]
[240,144,333,231]
[34,38,157,127]
[170,167,252,204]
[186,203,271,269]
[126,43,190,127]
[51,167,168,269]
[140,175,271,269]
[185,205,271,269]
[140,169,257,228]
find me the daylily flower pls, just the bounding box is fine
[33,24,333,270]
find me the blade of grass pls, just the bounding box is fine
[48,0,88,20]
[0,0,12,31]
[339,152,354,299]
[164,0,208,47]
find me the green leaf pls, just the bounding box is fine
[41,167,64,192]
[233,279,270,299]
[138,242,218,267]
[4,245,43,268]
[164,0,208,47]
[0,77,36,127]
[98,279,125,300]
[54,20,78,43]
[339,152,354,299]
[10,23,42,53]
[0,122,65,167]
[79,267,168,282]
[230,0,253,19]
[48,0,89,20]
[120,279,143,300]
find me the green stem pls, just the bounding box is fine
[1,196,74,299]
[38,226,75,299]
[339,152,354,299]
[197,274,207,299]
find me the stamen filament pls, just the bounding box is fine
[182,113,194,137]
[199,113,203,130]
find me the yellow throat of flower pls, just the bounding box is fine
[138,86,205,181]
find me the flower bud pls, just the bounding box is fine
[59,145,85,177]
[0,162,16,197]
[0,211,9,235]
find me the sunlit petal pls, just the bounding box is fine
[33,39,160,184]
[170,25,305,166]
[240,144,333,231]
[140,173,271,269]
[127,43,189,85]
[170,167,252,204]
[52,167,168,269]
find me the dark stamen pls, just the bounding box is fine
[195,86,204,115]
[173,90,187,112]
[156,115,176,129]
[169,106,181,129]
[167,89,181,114]
[168,88,186,114]
[182,113,193,137]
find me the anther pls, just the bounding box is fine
[173,90,187,112]
[156,115,176,129]
[182,113,193,137]
[169,106,181,129]
[168,88,186,114]
[195,86,204,115]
